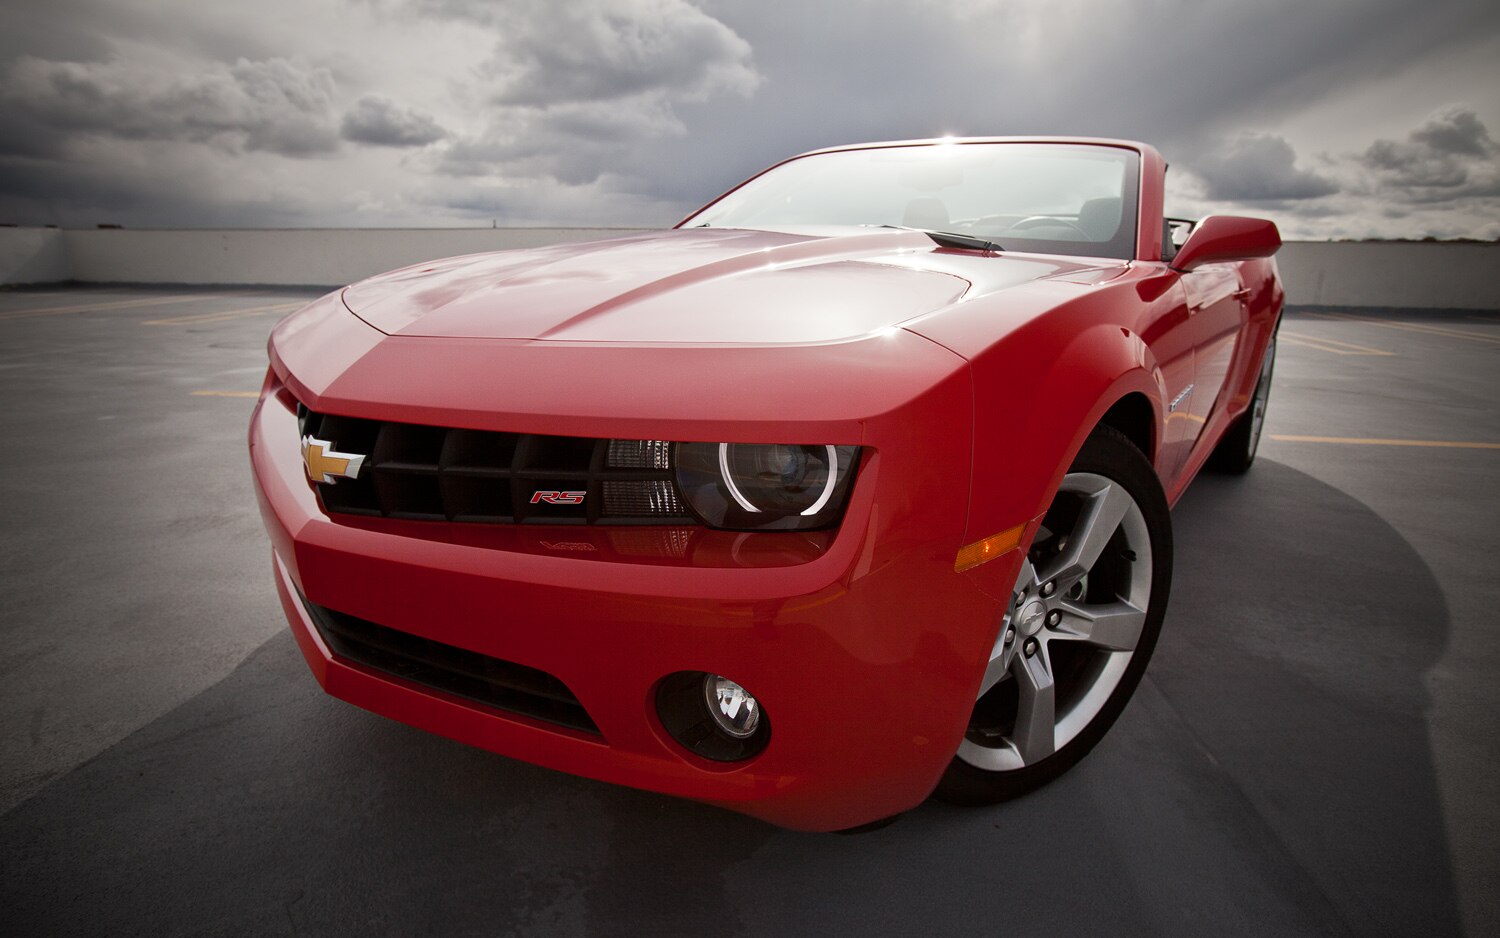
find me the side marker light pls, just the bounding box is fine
[954,524,1025,573]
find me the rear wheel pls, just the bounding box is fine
[1209,330,1277,474]
[936,425,1172,804]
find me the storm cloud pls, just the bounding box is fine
[1363,105,1500,196]
[341,96,446,148]
[1188,134,1340,202]
[0,54,340,158]
[0,0,1497,237]
[426,0,760,188]
[478,0,759,108]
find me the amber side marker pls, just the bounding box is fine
[955,524,1026,573]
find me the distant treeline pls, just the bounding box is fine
[1339,237,1500,244]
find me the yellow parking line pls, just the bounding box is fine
[143,302,302,325]
[1279,331,1394,356]
[1307,311,1500,345]
[1269,435,1500,450]
[0,293,239,321]
[191,390,261,398]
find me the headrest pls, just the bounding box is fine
[1077,197,1122,241]
[902,197,950,231]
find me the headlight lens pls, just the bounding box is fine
[675,442,861,530]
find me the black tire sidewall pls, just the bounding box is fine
[1209,327,1278,475]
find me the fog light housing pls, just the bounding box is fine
[704,675,760,738]
[655,671,771,762]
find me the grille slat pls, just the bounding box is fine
[298,408,692,525]
[303,597,600,734]
[509,435,535,524]
[376,463,443,474]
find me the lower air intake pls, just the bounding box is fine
[301,598,600,735]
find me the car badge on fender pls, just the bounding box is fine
[301,435,366,484]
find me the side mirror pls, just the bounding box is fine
[1170,215,1281,272]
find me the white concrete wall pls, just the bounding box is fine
[1275,242,1500,309]
[0,227,69,284]
[2,226,1496,309]
[60,227,653,287]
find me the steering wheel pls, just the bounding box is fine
[1006,215,1092,238]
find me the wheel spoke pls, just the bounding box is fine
[1010,647,1055,764]
[1014,556,1038,595]
[976,558,1037,699]
[1055,599,1146,651]
[1042,481,1131,589]
[957,457,1157,778]
[977,636,1012,698]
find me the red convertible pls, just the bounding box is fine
[250,137,1282,831]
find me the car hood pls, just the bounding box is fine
[340,227,1107,346]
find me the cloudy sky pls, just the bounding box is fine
[1,0,1497,238]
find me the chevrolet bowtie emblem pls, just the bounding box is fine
[301,435,366,484]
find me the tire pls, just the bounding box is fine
[1208,329,1278,474]
[935,424,1172,805]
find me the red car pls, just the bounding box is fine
[250,137,1282,831]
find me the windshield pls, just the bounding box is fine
[683,142,1141,260]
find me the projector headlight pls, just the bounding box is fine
[674,442,861,530]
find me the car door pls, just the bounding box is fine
[1178,262,1246,444]
[1139,292,1197,486]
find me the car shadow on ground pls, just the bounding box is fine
[1149,457,1461,935]
[0,461,1459,936]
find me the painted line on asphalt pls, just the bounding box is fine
[1269,435,1500,450]
[0,293,240,321]
[1279,331,1394,356]
[191,390,261,398]
[1306,311,1500,345]
[144,302,302,325]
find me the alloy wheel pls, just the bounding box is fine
[957,471,1153,772]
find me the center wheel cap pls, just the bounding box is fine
[1017,599,1047,637]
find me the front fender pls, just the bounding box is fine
[982,319,1161,531]
[939,296,1165,601]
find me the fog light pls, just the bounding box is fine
[704,675,760,738]
[655,670,771,761]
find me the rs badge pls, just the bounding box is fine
[301,435,366,484]
[531,490,586,505]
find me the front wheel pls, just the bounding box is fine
[936,425,1172,804]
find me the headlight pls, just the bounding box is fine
[674,442,861,530]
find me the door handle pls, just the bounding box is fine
[1232,287,1252,301]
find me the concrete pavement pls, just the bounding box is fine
[1,289,1495,935]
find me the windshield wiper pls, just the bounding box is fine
[925,230,1003,252]
[879,225,1001,252]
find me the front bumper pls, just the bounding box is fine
[250,352,1015,832]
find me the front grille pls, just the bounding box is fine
[298,407,695,526]
[302,598,600,735]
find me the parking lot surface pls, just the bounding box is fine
[1,288,1496,936]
